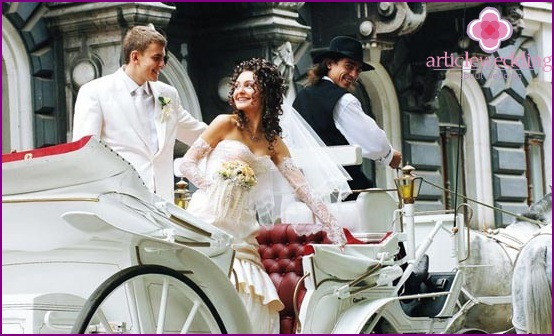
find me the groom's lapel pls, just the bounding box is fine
[150,83,167,155]
[114,73,155,154]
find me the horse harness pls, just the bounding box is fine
[512,224,552,266]
[481,226,550,267]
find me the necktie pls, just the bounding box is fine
[133,85,158,153]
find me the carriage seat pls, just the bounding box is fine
[282,189,398,235]
[256,225,366,334]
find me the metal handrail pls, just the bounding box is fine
[293,272,311,333]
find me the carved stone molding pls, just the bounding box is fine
[44,2,175,34]
[183,2,309,48]
[356,2,427,50]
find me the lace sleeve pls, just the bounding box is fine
[179,137,213,191]
[277,157,347,246]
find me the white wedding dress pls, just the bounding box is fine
[185,139,283,333]
[181,138,346,333]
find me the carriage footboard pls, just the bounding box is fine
[400,270,462,318]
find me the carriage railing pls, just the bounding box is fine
[297,207,465,298]
[393,212,465,293]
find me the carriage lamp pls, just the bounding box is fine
[394,164,422,260]
[394,164,422,205]
[174,178,192,209]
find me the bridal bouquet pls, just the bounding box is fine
[218,160,257,191]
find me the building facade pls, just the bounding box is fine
[2,2,551,227]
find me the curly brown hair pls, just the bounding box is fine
[228,58,287,150]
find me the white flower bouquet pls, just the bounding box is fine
[217,160,257,191]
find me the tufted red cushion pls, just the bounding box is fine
[257,225,364,334]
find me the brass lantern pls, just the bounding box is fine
[394,164,422,204]
[174,178,191,209]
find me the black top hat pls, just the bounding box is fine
[311,36,374,72]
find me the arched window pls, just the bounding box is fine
[2,59,10,153]
[522,96,546,205]
[2,15,34,153]
[437,87,466,209]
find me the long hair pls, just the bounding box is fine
[228,58,286,150]
[306,57,342,86]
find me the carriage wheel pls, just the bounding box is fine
[71,264,226,334]
[362,316,399,334]
[455,328,488,334]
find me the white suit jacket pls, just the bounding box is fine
[72,68,207,201]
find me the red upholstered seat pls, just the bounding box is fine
[257,225,364,334]
[257,225,326,334]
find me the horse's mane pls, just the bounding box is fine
[519,211,544,221]
[522,192,552,223]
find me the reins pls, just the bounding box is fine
[421,178,548,228]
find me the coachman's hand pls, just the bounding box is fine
[389,150,402,169]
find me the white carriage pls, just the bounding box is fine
[3,136,490,334]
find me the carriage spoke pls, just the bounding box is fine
[180,300,201,333]
[156,278,170,334]
[127,279,144,333]
[90,309,114,333]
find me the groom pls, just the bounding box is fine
[72,25,207,201]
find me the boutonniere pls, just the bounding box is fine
[158,96,172,122]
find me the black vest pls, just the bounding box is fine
[293,80,350,146]
[293,80,374,196]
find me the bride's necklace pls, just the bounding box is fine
[245,125,262,142]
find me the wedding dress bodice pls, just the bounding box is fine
[184,140,274,246]
[180,137,347,246]
[203,139,273,187]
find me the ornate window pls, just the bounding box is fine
[437,87,466,209]
[522,97,546,205]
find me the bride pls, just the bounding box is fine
[178,58,350,333]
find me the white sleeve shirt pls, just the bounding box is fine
[325,77,394,166]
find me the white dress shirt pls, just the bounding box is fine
[121,73,158,153]
[324,77,394,166]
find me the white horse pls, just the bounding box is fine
[458,192,551,333]
[511,223,552,334]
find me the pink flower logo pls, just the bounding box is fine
[467,7,513,53]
